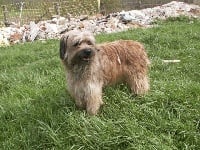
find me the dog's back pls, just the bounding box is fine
[97,40,150,86]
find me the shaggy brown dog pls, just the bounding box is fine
[60,30,150,115]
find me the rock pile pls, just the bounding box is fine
[0,1,200,47]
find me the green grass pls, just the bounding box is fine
[0,17,200,149]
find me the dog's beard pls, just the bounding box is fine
[68,49,96,79]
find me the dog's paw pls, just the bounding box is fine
[86,104,100,115]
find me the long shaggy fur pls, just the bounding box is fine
[60,30,150,115]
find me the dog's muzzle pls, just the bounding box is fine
[79,49,94,61]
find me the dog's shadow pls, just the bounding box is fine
[102,84,140,106]
[60,84,146,115]
[30,84,146,116]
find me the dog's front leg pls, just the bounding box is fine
[85,82,104,115]
[86,97,103,115]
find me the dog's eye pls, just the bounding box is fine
[73,41,79,47]
[87,41,93,45]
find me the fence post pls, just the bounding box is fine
[2,5,8,25]
[19,2,25,26]
[138,0,142,9]
[97,0,100,13]
[54,2,60,16]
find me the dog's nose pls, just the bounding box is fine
[84,49,92,56]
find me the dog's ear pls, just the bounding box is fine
[60,35,68,60]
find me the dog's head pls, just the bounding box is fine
[60,30,97,68]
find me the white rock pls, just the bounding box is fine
[45,23,58,33]
[58,17,66,25]
[0,33,10,46]
[28,21,40,41]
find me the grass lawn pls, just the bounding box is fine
[0,17,200,149]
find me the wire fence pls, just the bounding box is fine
[0,0,197,27]
[0,0,98,26]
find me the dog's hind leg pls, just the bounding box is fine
[126,72,149,95]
